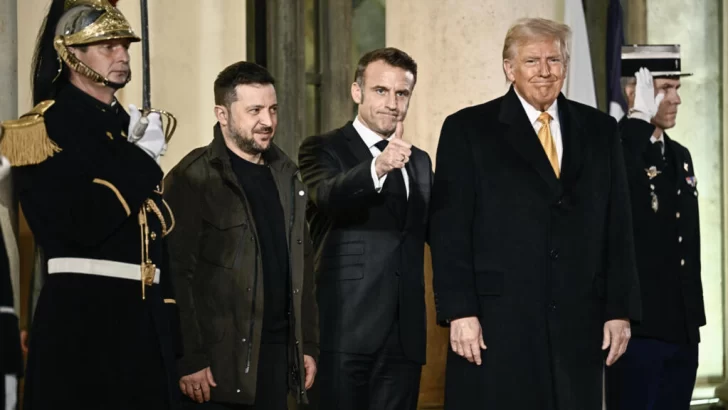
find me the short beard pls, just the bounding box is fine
[228,115,272,155]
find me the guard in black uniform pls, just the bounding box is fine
[606,45,705,410]
[0,155,21,410]
[0,1,181,409]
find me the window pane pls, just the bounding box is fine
[352,0,385,117]
[352,0,386,62]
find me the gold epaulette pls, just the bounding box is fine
[0,100,62,166]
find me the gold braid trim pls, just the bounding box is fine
[145,199,171,236]
[93,178,131,216]
[161,198,175,236]
[0,101,62,166]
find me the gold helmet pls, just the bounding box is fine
[53,0,140,88]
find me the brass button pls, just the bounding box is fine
[151,232,157,240]
[106,131,114,140]
[681,259,685,266]
[678,236,683,243]
[676,212,681,219]
[677,189,681,195]
[121,130,127,137]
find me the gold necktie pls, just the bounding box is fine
[537,112,560,178]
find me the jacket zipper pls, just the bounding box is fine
[287,170,302,394]
[244,240,259,374]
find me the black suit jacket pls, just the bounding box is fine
[430,87,640,410]
[298,122,432,364]
[619,117,705,344]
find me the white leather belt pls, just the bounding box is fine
[48,258,160,284]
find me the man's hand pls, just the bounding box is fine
[630,67,665,122]
[603,319,631,366]
[303,354,317,390]
[374,121,412,178]
[179,367,217,403]
[450,316,487,365]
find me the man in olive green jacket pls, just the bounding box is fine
[164,62,318,410]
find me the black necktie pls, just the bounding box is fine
[374,140,408,225]
[374,139,390,153]
[645,139,666,169]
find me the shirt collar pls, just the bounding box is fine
[514,88,559,126]
[650,132,665,144]
[353,116,392,149]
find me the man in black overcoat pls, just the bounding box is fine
[430,18,641,410]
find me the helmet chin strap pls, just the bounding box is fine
[100,73,130,90]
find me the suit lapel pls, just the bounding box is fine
[557,95,585,189]
[342,122,375,163]
[664,133,687,190]
[498,87,561,194]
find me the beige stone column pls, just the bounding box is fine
[386,2,558,407]
[0,0,20,311]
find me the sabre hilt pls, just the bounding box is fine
[131,115,149,140]
[129,108,178,146]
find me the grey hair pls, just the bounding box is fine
[502,18,572,81]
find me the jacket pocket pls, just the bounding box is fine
[200,213,248,269]
[318,242,365,281]
[323,242,365,257]
[201,315,229,345]
[475,270,504,296]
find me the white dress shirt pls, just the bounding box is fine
[515,90,564,167]
[353,116,410,198]
[651,133,665,155]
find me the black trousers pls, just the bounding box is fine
[182,343,289,410]
[606,337,699,410]
[318,321,422,410]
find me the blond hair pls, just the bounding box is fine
[502,18,572,80]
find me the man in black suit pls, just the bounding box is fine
[298,47,432,410]
[429,18,640,410]
[605,46,705,410]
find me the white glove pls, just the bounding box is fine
[5,374,17,410]
[0,155,10,182]
[128,104,166,164]
[628,67,665,123]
